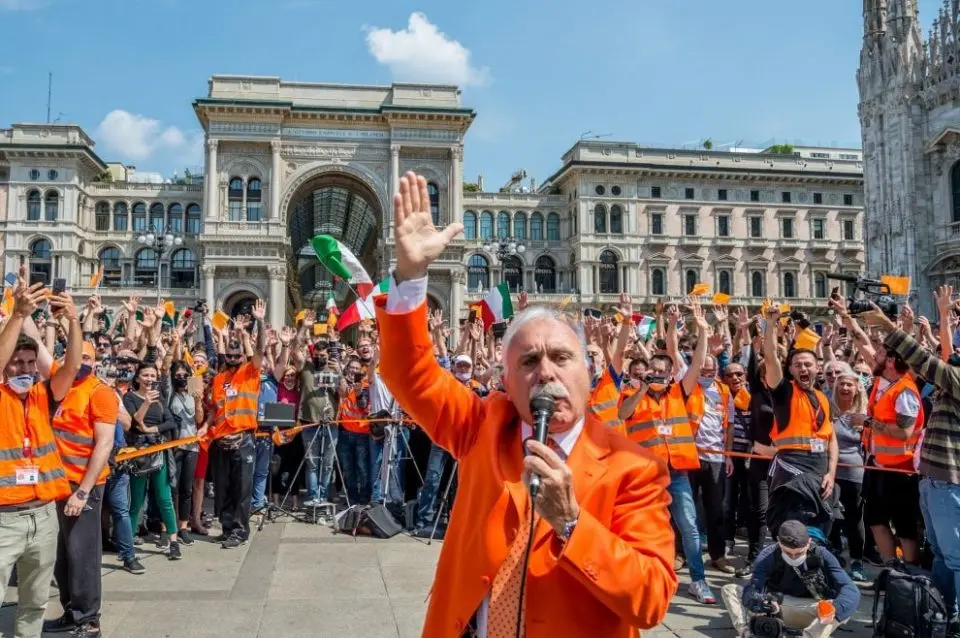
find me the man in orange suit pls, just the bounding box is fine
[376,171,678,638]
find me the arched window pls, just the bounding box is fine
[113,202,128,231]
[98,247,122,288]
[513,212,527,239]
[463,211,477,240]
[530,213,544,240]
[132,202,147,232]
[719,270,732,295]
[185,204,202,234]
[480,211,494,240]
[246,178,262,221]
[535,255,557,293]
[135,248,158,286]
[503,255,523,292]
[610,205,623,234]
[685,270,699,295]
[467,254,489,292]
[497,211,510,239]
[594,204,607,234]
[171,249,196,289]
[228,177,244,221]
[149,202,164,232]
[814,272,828,298]
[783,272,796,298]
[44,190,58,221]
[651,268,666,296]
[26,190,41,221]
[599,251,619,294]
[167,203,183,234]
[547,213,561,241]
[952,161,960,223]
[428,182,440,226]
[29,239,52,285]
[95,202,110,231]
[751,271,764,297]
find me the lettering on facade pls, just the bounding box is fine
[392,128,460,142]
[209,122,281,136]
[281,128,389,141]
[280,145,389,161]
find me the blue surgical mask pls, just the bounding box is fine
[859,373,872,390]
[698,376,714,388]
[7,374,36,394]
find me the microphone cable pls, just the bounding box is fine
[514,502,537,638]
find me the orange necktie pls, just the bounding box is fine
[487,498,532,638]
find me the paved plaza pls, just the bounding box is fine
[0,520,880,637]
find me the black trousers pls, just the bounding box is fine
[174,449,199,522]
[747,458,770,556]
[213,434,255,540]
[689,460,726,561]
[723,457,751,542]
[54,484,105,626]
[830,478,865,560]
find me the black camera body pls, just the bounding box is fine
[750,613,784,638]
[826,274,899,320]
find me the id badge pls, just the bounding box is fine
[656,424,673,437]
[810,438,826,453]
[16,466,39,485]
[226,388,238,398]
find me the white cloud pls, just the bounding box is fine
[365,12,490,87]
[95,110,190,161]
[0,0,49,10]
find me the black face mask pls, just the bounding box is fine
[352,372,363,383]
[172,377,189,391]
[117,369,135,383]
[314,357,327,368]
[75,364,93,381]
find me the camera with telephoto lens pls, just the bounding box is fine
[826,273,899,320]
[748,593,786,638]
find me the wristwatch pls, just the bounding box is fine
[557,516,578,543]
[75,489,88,501]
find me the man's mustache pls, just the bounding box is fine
[530,381,569,401]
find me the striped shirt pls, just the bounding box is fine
[885,329,960,484]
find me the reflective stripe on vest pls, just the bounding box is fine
[867,375,924,468]
[0,384,71,506]
[589,370,623,431]
[623,384,700,471]
[340,386,369,433]
[52,375,112,485]
[213,364,262,437]
[772,382,833,453]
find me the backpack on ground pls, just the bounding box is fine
[872,566,949,638]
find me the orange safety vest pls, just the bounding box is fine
[212,363,262,438]
[52,375,113,486]
[0,383,71,506]
[589,369,624,434]
[867,375,925,469]
[685,381,731,436]
[772,382,833,453]
[339,383,369,434]
[623,383,700,471]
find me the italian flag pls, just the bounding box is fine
[478,282,514,328]
[635,315,656,341]
[338,277,390,330]
[311,235,374,298]
[325,292,338,328]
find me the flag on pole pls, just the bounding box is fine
[635,315,657,340]
[88,265,103,289]
[478,282,514,328]
[338,277,389,330]
[311,235,374,298]
[294,309,307,324]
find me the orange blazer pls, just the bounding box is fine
[376,299,678,638]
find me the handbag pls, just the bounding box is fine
[123,446,164,477]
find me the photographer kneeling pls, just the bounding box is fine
[722,520,860,637]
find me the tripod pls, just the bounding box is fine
[278,421,348,525]
[428,461,459,545]
[378,423,423,511]
[257,431,303,529]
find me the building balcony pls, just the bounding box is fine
[678,235,706,247]
[935,222,960,251]
[809,238,833,252]
[644,234,670,246]
[200,220,288,241]
[837,239,863,251]
[713,236,737,248]
[777,237,802,249]
[72,278,200,300]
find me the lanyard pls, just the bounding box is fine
[22,436,32,462]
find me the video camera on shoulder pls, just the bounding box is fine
[749,592,788,638]
[826,273,898,319]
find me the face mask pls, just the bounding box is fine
[698,376,713,388]
[352,372,363,383]
[7,374,35,394]
[172,377,189,391]
[76,364,93,381]
[314,358,327,368]
[859,374,872,390]
[646,375,668,393]
[117,369,135,383]
[781,550,807,567]
[455,371,472,382]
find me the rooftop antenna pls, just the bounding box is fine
[46,72,52,124]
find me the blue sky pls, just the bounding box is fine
[0,0,940,186]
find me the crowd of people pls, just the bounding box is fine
[0,173,959,638]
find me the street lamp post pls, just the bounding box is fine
[137,225,183,302]
[483,235,526,291]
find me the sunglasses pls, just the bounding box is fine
[224,354,243,360]
[724,371,745,377]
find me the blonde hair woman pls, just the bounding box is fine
[828,362,870,582]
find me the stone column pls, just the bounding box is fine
[270,140,282,221]
[450,146,463,226]
[450,269,464,346]
[389,144,400,239]
[202,264,216,310]
[204,139,218,221]
[268,265,287,327]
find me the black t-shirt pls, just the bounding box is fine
[122,391,178,447]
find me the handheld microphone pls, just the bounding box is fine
[528,391,557,498]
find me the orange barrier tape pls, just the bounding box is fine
[694,446,918,475]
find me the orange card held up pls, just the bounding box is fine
[689,283,710,296]
[313,323,328,336]
[164,300,176,319]
[294,309,307,324]
[794,327,821,351]
[712,292,731,306]
[211,311,230,331]
[881,275,911,296]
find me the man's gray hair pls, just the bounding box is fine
[500,305,586,378]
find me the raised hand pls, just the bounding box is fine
[691,300,709,332]
[303,310,316,329]
[616,292,633,319]
[666,304,681,327]
[428,309,444,332]
[233,315,249,333]
[122,295,140,316]
[279,325,296,346]
[712,304,728,323]
[935,285,955,315]
[251,299,266,321]
[13,277,48,319]
[393,171,463,282]
[518,291,529,311]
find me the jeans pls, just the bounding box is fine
[0,502,58,638]
[723,457,751,542]
[337,430,370,505]
[55,484,105,626]
[668,469,706,582]
[104,472,134,561]
[251,438,273,511]
[690,460,726,561]
[370,427,409,505]
[213,434,255,540]
[830,479,865,561]
[747,458,771,555]
[304,426,338,501]
[174,450,198,522]
[919,477,960,616]
[417,443,451,530]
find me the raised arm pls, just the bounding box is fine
[763,306,784,389]
[0,273,48,371]
[250,299,267,370]
[681,299,709,396]
[49,293,82,402]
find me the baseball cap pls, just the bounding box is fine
[777,520,810,549]
[453,354,472,366]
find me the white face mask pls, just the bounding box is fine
[7,374,36,394]
[781,550,807,567]
[455,371,472,382]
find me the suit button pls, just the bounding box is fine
[482,575,491,586]
[508,527,517,541]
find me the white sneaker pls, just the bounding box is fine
[688,579,717,604]
[302,499,320,508]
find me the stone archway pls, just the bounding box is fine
[285,170,384,311]
[223,290,258,318]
